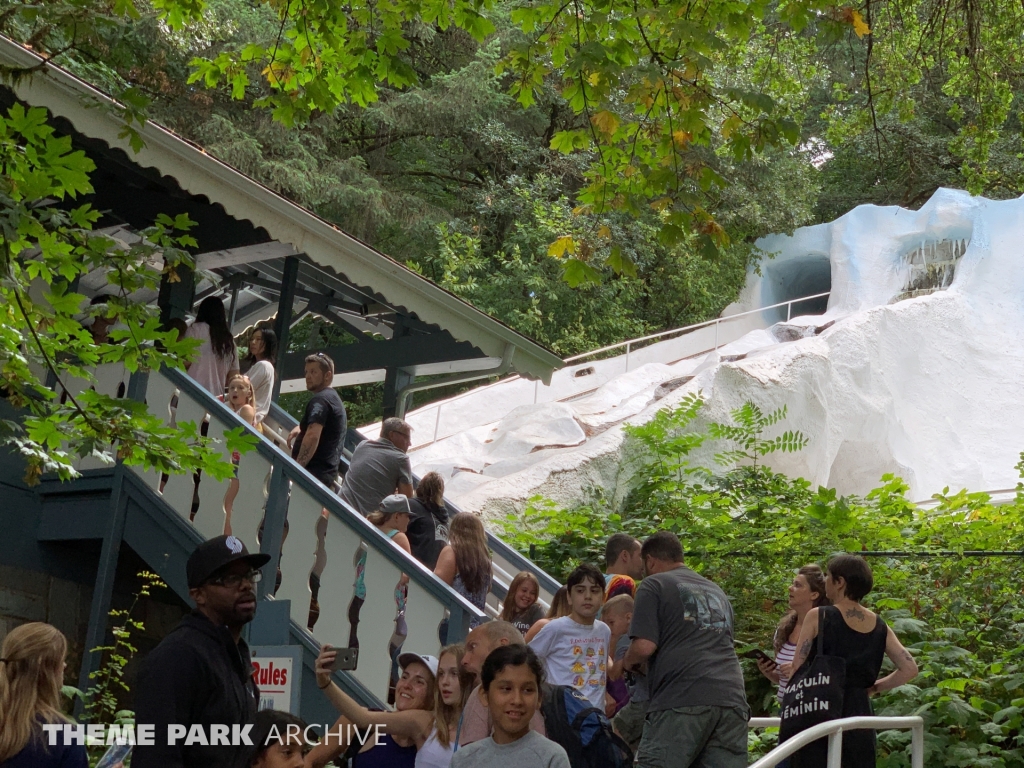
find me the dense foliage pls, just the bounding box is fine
[499,397,1024,766]
[0,104,249,482]
[4,0,1024,457]
[5,0,1024,279]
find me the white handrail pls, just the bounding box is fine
[405,290,832,447]
[747,715,924,768]
[563,290,832,364]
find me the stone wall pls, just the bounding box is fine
[0,563,94,677]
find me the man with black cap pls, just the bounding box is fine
[133,535,270,768]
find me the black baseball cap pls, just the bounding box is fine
[187,535,271,589]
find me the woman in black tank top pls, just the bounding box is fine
[781,555,919,767]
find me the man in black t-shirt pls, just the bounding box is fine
[288,352,347,488]
[288,352,348,629]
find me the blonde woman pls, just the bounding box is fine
[221,373,257,535]
[417,644,474,767]
[434,513,492,641]
[0,622,86,768]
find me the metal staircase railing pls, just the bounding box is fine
[264,402,563,614]
[394,290,833,451]
[57,365,486,706]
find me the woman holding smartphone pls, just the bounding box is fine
[758,564,829,702]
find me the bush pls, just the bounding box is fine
[498,396,1024,766]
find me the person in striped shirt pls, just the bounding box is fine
[757,564,830,702]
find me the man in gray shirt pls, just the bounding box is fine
[339,417,414,515]
[623,531,748,768]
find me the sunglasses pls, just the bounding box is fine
[207,569,263,588]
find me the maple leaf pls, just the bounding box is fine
[547,236,577,258]
[590,110,620,137]
[850,9,871,38]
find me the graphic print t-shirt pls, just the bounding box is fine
[529,616,611,709]
[629,566,746,712]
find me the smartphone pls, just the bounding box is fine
[331,646,359,672]
[742,649,776,666]
[95,742,132,768]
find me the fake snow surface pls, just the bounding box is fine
[393,189,1024,519]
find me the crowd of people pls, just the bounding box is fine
[0,297,919,768]
[0,525,919,768]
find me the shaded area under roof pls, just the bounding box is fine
[0,35,563,385]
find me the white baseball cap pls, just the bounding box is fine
[397,652,439,678]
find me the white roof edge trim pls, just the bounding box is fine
[0,36,563,384]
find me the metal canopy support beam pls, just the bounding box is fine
[194,241,299,271]
[157,264,195,325]
[278,334,487,380]
[241,273,375,317]
[273,256,300,402]
[382,366,415,421]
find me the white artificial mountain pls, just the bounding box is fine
[374,188,1024,519]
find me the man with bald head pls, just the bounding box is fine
[458,621,547,745]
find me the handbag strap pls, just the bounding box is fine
[816,605,829,656]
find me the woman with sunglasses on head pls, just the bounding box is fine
[0,623,86,768]
[757,565,830,705]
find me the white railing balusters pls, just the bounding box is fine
[65,365,489,706]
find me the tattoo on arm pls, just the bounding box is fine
[793,639,813,668]
[296,441,316,466]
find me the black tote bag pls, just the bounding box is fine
[779,606,846,744]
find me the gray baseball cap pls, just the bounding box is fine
[380,494,411,516]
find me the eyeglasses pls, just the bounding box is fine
[207,569,263,588]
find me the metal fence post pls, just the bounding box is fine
[432,403,442,445]
[911,721,924,768]
[787,301,792,322]
[624,342,631,372]
[826,730,843,768]
[714,320,719,350]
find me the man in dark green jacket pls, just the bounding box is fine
[133,535,270,768]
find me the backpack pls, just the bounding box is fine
[540,684,634,768]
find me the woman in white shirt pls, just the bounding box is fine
[184,297,239,397]
[242,327,277,424]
